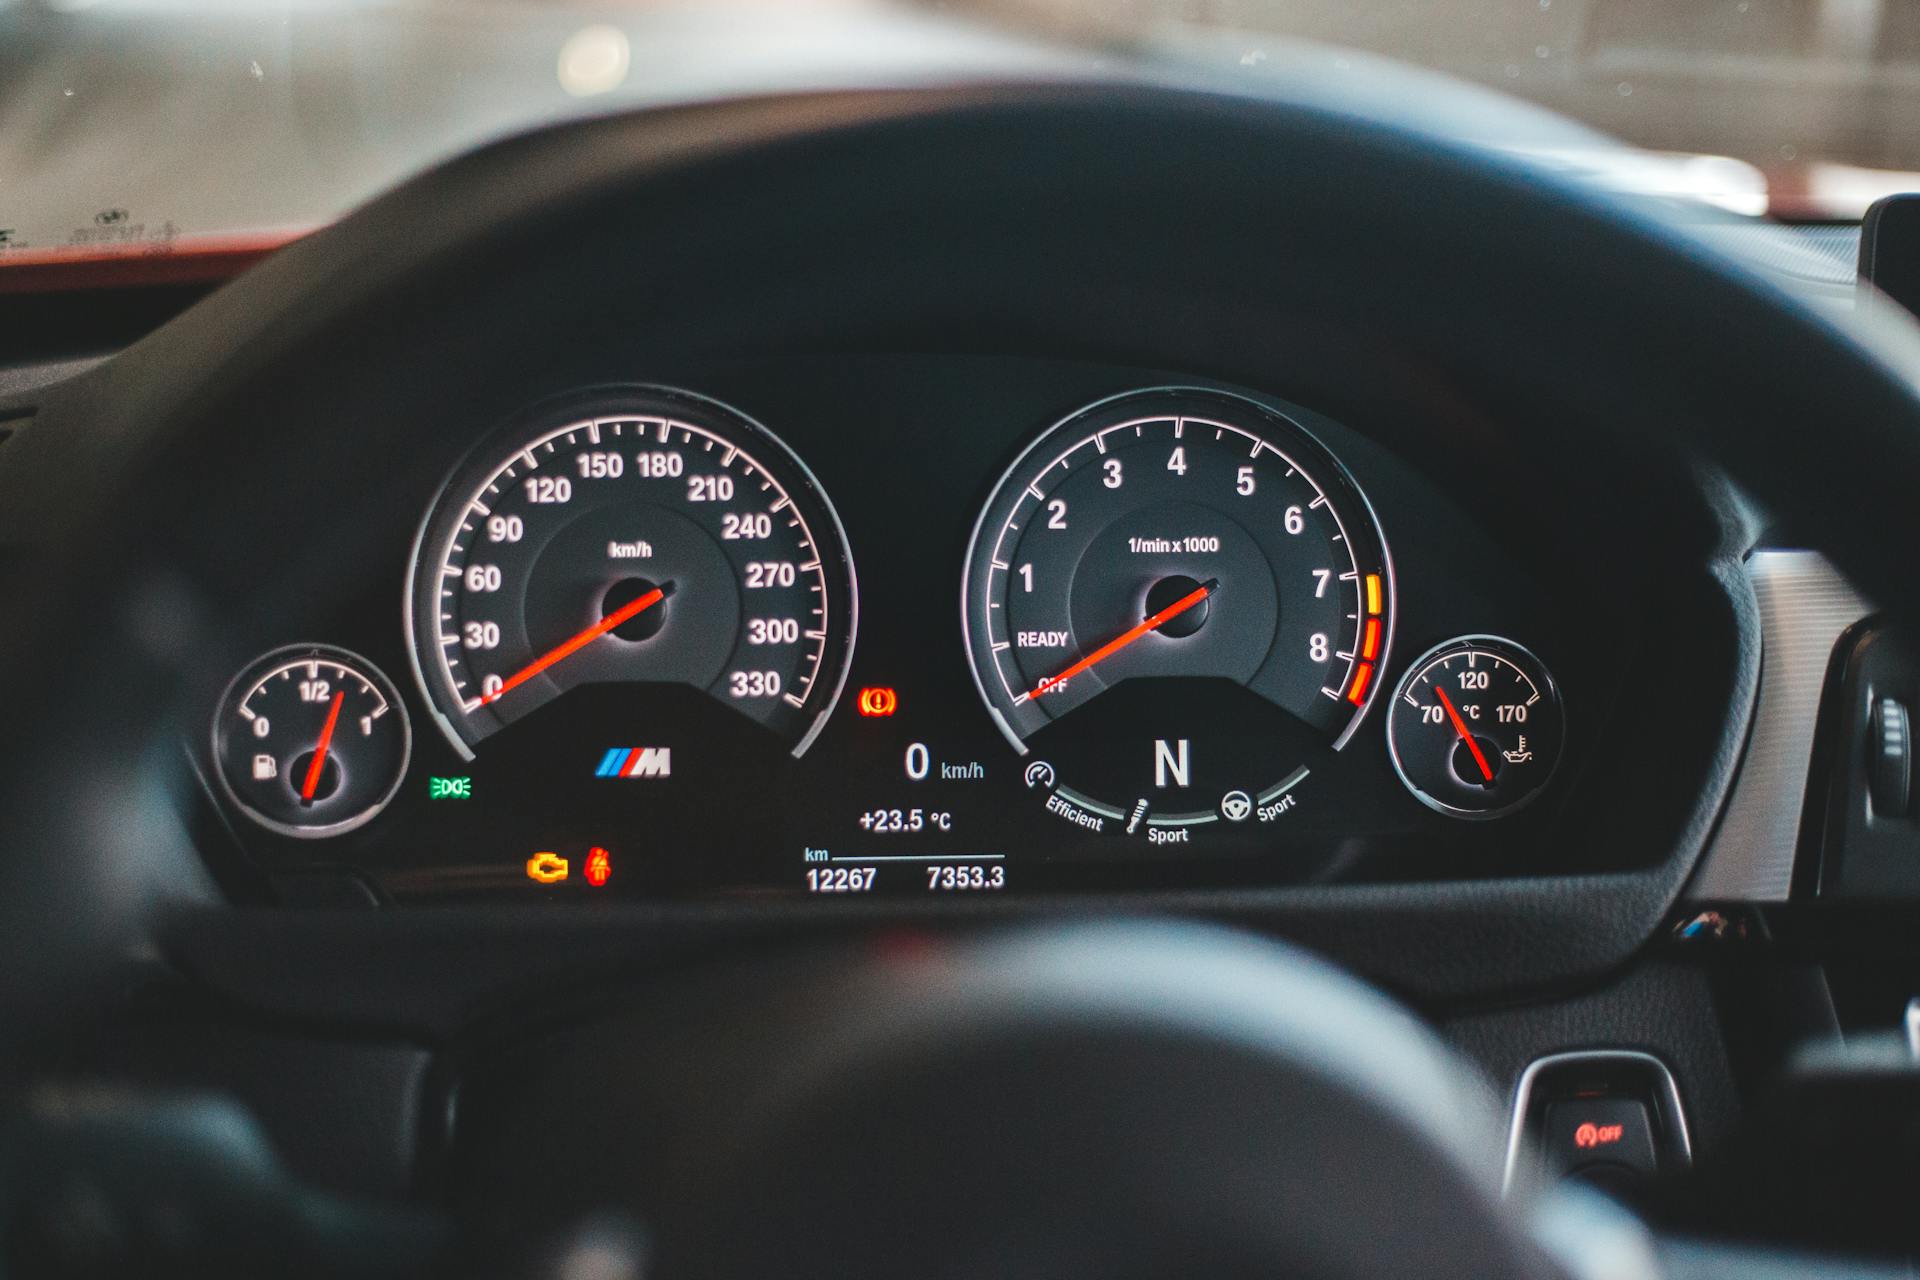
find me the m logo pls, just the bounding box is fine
[595,747,672,779]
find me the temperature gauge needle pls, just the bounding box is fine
[480,582,675,706]
[1433,684,1495,783]
[300,691,345,804]
[1027,578,1217,701]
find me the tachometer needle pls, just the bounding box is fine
[1026,578,1218,701]
[300,690,345,804]
[1433,683,1495,783]
[479,582,676,707]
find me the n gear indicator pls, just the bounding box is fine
[958,387,1396,849]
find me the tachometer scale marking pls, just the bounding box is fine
[978,413,1367,718]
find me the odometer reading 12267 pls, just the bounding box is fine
[407,386,857,761]
[960,387,1394,853]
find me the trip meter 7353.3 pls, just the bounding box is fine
[960,387,1394,854]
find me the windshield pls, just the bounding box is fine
[3,0,1915,269]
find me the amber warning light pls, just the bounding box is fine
[857,687,898,717]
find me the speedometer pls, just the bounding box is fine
[406,386,857,760]
[960,387,1392,850]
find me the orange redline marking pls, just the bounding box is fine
[1364,573,1383,617]
[1361,617,1382,661]
[1347,660,1374,706]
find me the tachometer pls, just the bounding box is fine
[959,387,1393,849]
[406,386,857,760]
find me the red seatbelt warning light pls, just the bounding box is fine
[857,687,898,717]
[584,846,612,887]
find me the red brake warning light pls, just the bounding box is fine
[857,687,898,717]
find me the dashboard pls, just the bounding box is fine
[185,352,1735,906]
[11,72,1920,1280]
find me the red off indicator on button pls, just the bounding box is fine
[1574,1121,1625,1149]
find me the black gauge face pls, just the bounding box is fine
[1386,636,1565,819]
[212,646,411,837]
[960,387,1394,851]
[407,387,857,761]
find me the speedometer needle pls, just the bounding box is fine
[300,691,345,804]
[479,581,676,707]
[1026,578,1218,701]
[1434,684,1495,783]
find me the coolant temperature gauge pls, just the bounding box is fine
[1386,636,1564,820]
[212,646,411,838]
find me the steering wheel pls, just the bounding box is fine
[4,81,1919,1277]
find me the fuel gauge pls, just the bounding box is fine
[1386,636,1564,820]
[212,646,411,838]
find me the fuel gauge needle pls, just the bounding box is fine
[300,691,345,804]
[1026,578,1217,701]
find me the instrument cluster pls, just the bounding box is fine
[194,357,1606,904]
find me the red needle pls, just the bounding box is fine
[300,691,345,803]
[1027,578,1218,701]
[479,582,674,706]
[1434,683,1495,783]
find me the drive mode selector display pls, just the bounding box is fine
[959,387,1394,852]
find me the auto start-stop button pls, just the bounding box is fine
[1542,1097,1659,1179]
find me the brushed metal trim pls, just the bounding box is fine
[1688,550,1871,903]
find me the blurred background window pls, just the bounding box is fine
[2,0,1916,267]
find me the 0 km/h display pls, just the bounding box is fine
[407,386,857,760]
[960,387,1394,850]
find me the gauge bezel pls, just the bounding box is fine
[209,643,413,839]
[402,383,860,762]
[959,384,1399,757]
[1384,633,1565,822]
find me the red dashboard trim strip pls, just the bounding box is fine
[0,229,309,295]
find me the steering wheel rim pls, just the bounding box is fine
[1,75,1916,1087]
